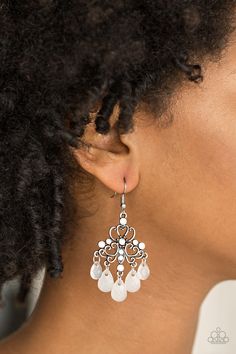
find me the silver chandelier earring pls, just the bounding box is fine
[90,177,150,302]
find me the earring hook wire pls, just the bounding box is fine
[110,177,126,198]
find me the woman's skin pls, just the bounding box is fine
[0,29,236,354]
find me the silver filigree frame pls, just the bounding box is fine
[93,222,148,269]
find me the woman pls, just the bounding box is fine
[0,1,236,353]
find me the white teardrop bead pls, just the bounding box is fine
[111,278,127,302]
[137,262,150,280]
[98,269,114,292]
[90,262,102,280]
[125,269,141,292]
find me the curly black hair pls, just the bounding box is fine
[0,0,235,303]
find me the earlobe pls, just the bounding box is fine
[72,127,140,194]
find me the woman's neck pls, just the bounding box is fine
[0,184,225,354]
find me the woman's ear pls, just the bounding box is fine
[72,120,140,194]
